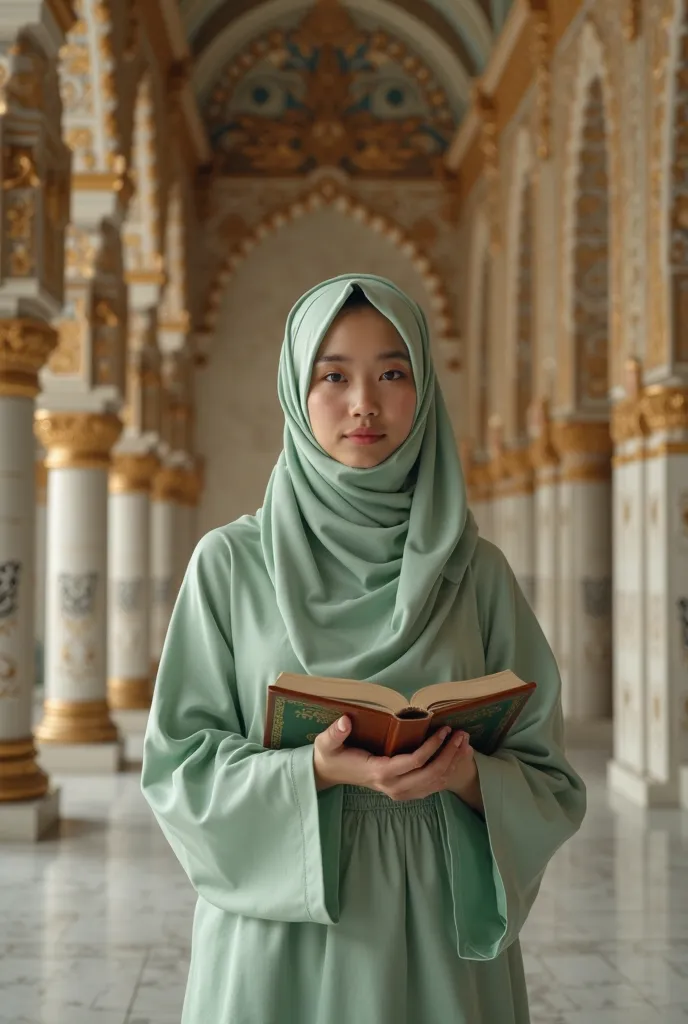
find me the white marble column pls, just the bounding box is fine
[34,459,47,693]
[640,387,687,807]
[0,322,60,837]
[108,451,158,710]
[33,412,123,774]
[499,450,535,606]
[553,422,613,724]
[607,397,658,803]
[532,463,560,658]
[150,467,182,684]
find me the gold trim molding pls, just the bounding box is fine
[108,677,151,711]
[35,459,48,503]
[551,420,612,483]
[34,699,118,745]
[0,319,57,399]
[642,386,688,435]
[0,737,49,803]
[34,412,122,470]
[200,178,458,361]
[152,465,201,505]
[109,453,160,494]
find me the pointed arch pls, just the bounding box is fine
[59,0,121,175]
[123,74,163,283]
[197,178,458,364]
[504,127,535,443]
[559,18,618,412]
[466,207,491,451]
[159,181,190,341]
[647,0,688,372]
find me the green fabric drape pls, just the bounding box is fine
[258,273,478,678]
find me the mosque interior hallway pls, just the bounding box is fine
[0,749,687,1024]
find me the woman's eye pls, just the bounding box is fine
[381,369,405,381]
[324,372,345,383]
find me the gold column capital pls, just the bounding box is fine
[152,464,202,505]
[0,319,57,399]
[34,411,122,470]
[610,397,646,445]
[109,452,160,494]
[641,385,688,435]
[551,420,612,483]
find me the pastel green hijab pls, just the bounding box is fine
[258,274,478,680]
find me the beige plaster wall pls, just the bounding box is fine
[195,206,462,536]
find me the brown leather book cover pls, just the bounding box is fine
[263,677,535,757]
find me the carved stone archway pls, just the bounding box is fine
[196,177,460,367]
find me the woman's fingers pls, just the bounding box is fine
[380,726,451,778]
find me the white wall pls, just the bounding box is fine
[196,207,458,536]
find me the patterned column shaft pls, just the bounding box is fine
[553,421,613,721]
[150,467,185,681]
[0,320,56,801]
[33,412,121,744]
[34,459,47,690]
[107,453,158,710]
[642,388,688,784]
[531,432,560,657]
[610,397,648,781]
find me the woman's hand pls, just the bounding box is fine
[313,716,481,808]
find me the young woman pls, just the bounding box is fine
[142,274,586,1024]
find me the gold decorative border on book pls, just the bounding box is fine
[270,695,286,749]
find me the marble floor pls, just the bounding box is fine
[1,750,688,1024]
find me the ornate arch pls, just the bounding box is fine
[201,1,459,179]
[504,127,535,443]
[647,0,688,372]
[159,182,189,342]
[59,0,121,175]
[192,0,475,117]
[196,177,459,364]
[124,74,163,284]
[558,18,619,412]
[465,207,491,450]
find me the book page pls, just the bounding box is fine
[411,670,526,710]
[273,672,409,714]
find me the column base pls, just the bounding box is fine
[0,738,50,802]
[108,677,151,710]
[111,709,149,762]
[34,699,119,744]
[36,739,123,775]
[0,787,60,841]
[680,766,688,810]
[564,717,613,751]
[607,759,679,807]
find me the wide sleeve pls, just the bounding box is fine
[437,539,586,960]
[140,529,342,925]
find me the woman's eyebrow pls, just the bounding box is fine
[316,350,411,363]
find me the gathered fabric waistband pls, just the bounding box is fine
[341,785,440,815]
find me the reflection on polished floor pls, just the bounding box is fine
[1,750,688,1024]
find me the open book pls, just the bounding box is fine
[264,670,535,757]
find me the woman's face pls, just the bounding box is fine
[307,306,417,468]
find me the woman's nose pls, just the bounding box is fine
[349,381,380,418]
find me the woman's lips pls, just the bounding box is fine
[346,433,385,445]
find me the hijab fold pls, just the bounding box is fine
[257,274,478,680]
